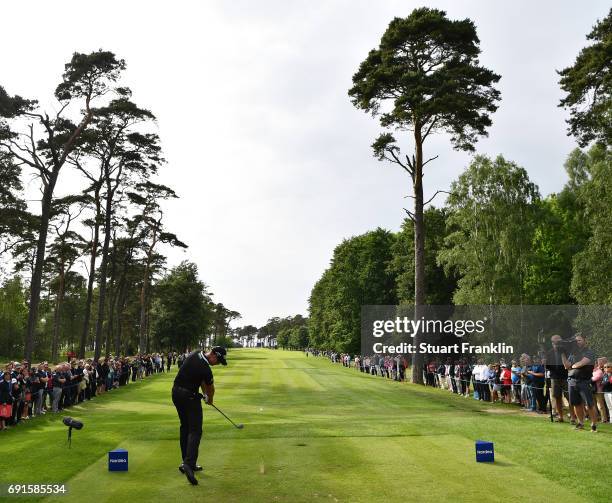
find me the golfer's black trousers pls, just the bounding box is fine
[172,387,202,469]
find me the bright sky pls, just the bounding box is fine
[2,1,608,327]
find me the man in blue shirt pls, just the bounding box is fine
[527,356,546,413]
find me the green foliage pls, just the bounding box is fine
[0,277,28,357]
[522,147,597,304]
[523,190,587,304]
[276,327,290,349]
[211,303,241,346]
[262,316,307,349]
[39,271,88,358]
[0,85,35,120]
[558,8,611,146]
[259,317,281,338]
[308,229,397,353]
[55,50,126,102]
[438,155,540,304]
[0,153,35,258]
[388,208,458,304]
[151,261,213,351]
[349,7,500,151]
[571,144,612,303]
[236,325,258,339]
[213,333,236,349]
[288,325,309,349]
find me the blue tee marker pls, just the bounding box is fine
[108,449,129,471]
[475,440,494,462]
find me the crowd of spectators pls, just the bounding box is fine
[0,351,178,431]
[308,333,612,433]
[322,351,410,382]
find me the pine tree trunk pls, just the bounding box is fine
[79,187,101,359]
[94,188,113,359]
[24,171,59,361]
[411,128,425,384]
[116,295,125,356]
[114,244,131,356]
[106,243,117,357]
[138,263,150,354]
[139,226,158,354]
[145,305,150,353]
[51,266,65,363]
[114,273,126,356]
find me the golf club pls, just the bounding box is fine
[210,403,244,429]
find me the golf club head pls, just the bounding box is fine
[237,423,244,429]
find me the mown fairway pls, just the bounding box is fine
[2,349,611,502]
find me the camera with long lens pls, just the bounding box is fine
[555,336,577,355]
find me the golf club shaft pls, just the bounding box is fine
[210,403,241,428]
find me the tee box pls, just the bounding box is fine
[108,449,129,471]
[475,440,494,462]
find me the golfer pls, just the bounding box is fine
[172,346,227,485]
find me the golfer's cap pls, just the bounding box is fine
[211,346,228,366]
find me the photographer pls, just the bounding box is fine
[562,333,598,432]
[545,335,576,423]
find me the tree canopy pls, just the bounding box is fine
[558,8,611,146]
[151,261,213,352]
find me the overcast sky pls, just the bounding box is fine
[2,1,609,327]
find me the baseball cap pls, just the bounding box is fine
[211,346,227,366]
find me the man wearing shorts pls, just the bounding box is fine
[562,333,597,432]
[545,335,576,423]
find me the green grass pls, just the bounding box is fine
[1,349,610,502]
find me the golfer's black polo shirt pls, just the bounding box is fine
[173,351,214,393]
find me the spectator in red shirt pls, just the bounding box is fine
[501,364,512,403]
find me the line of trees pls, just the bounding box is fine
[309,146,610,354]
[264,315,309,349]
[0,52,238,361]
[149,261,240,352]
[309,8,611,361]
[229,315,309,350]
